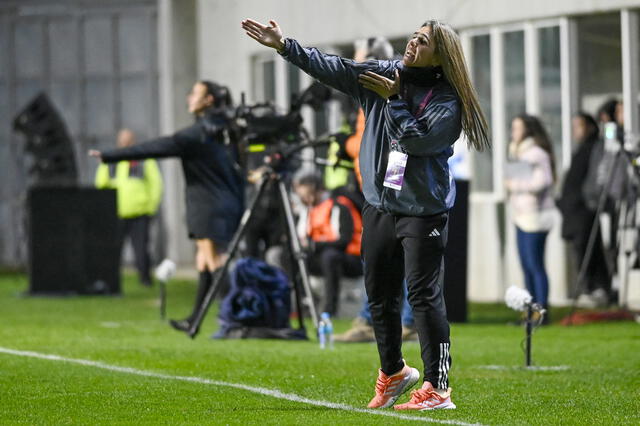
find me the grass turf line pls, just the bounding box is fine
[0,271,638,425]
[0,347,480,425]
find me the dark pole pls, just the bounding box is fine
[159,280,166,320]
[525,305,533,367]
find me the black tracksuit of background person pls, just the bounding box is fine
[558,134,610,294]
[102,113,244,247]
[101,112,244,310]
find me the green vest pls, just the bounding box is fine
[324,125,354,190]
[95,160,163,218]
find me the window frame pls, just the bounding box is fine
[464,19,569,198]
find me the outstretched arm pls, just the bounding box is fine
[241,18,393,99]
[89,135,185,164]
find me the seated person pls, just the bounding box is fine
[285,173,363,317]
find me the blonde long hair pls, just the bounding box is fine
[423,20,491,152]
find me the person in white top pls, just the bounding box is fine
[505,114,556,314]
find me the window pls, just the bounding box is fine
[577,13,622,116]
[539,26,562,168]
[471,34,493,192]
[504,30,526,139]
[287,62,300,105]
[262,59,276,103]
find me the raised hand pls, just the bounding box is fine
[358,70,400,99]
[241,19,285,52]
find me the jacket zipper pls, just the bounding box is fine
[381,186,388,211]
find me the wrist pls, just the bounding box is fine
[276,38,286,53]
[388,93,400,101]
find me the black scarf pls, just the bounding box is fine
[399,65,444,88]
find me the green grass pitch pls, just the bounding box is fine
[0,271,638,425]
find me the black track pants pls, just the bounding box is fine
[362,202,451,389]
[119,215,152,285]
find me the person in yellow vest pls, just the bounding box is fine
[293,173,362,316]
[95,129,163,287]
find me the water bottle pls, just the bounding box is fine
[318,318,327,349]
[318,312,333,350]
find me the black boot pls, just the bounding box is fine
[169,270,212,332]
[187,270,214,322]
[169,319,192,332]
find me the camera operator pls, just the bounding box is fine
[241,18,489,410]
[89,81,244,334]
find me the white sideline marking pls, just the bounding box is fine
[478,365,570,371]
[0,346,482,426]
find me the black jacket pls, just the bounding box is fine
[280,38,461,217]
[558,135,597,239]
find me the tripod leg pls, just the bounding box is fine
[280,212,306,331]
[271,182,305,330]
[618,200,630,309]
[619,189,639,310]
[624,197,640,309]
[186,174,273,338]
[277,180,320,330]
[292,272,306,330]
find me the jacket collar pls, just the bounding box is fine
[509,137,536,158]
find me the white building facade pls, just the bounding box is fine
[194,0,640,307]
[3,0,640,307]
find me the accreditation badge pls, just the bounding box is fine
[383,149,408,191]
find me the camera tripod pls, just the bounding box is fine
[568,138,640,321]
[185,142,329,338]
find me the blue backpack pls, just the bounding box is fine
[214,258,292,338]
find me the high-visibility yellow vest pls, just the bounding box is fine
[95,160,163,218]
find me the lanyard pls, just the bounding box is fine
[413,88,434,118]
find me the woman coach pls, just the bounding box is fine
[241,18,489,410]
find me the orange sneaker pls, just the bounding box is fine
[367,362,420,409]
[394,381,456,411]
